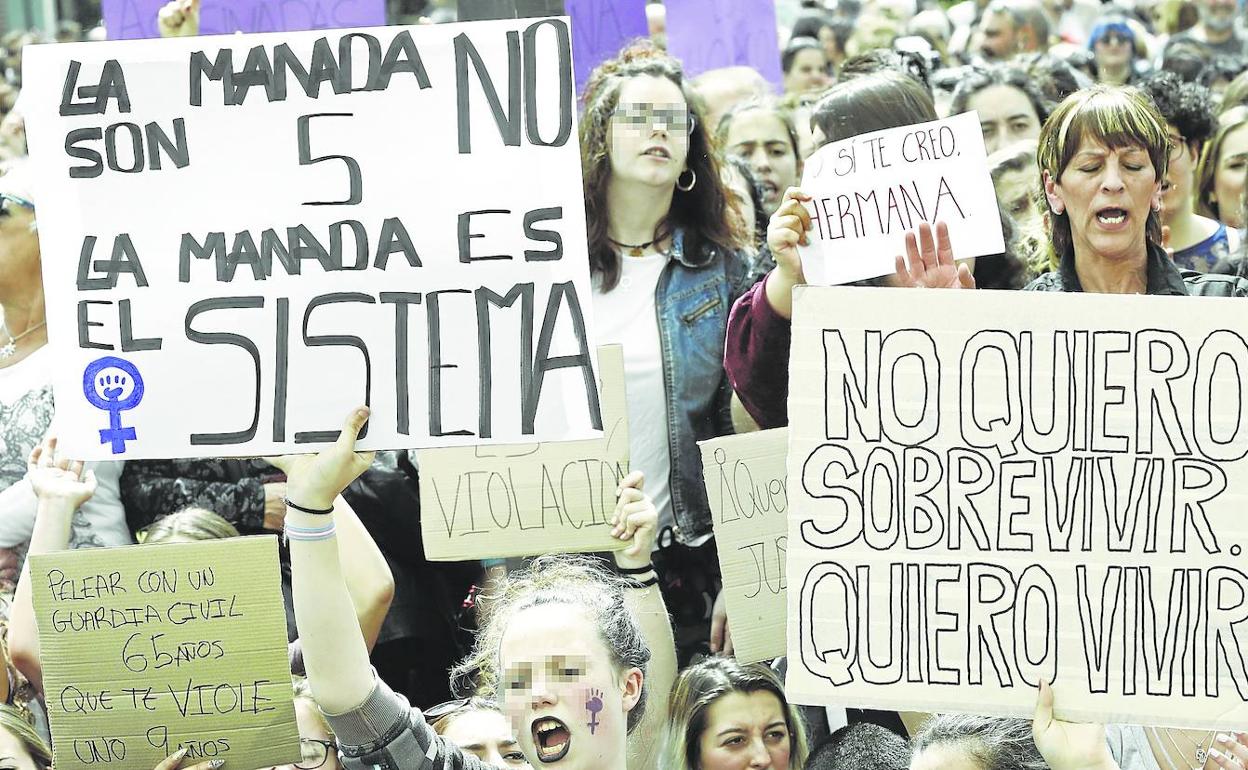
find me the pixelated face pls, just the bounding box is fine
[440,709,531,769]
[609,75,691,191]
[697,692,792,770]
[1213,123,1248,228]
[498,604,639,770]
[0,725,40,770]
[967,85,1041,156]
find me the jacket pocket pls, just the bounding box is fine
[681,296,722,324]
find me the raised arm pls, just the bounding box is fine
[610,471,676,770]
[9,438,98,695]
[329,494,394,650]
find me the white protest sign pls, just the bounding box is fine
[700,428,788,663]
[22,18,600,460]
[796,112,1004,286]
[786,286,1248,728]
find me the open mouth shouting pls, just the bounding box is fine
[1095,206,1129,229]
[532,717,572,763]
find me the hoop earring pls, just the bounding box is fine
[676,168,696,192]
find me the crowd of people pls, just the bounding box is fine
[4,0,1248,767]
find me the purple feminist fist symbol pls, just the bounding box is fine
[83,357,145,454]
[585,689,604,734]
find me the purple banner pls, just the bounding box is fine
[664,0,783,90]
[565,0,648,91]
[102,0,386,40]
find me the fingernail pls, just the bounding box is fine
[209,761,226,769]
[1211,748,1225,759]
[1219,734,1233,744]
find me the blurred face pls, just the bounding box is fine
[996,166,1043,233]
[1199,0,1237,32]
[609,76,691,190]
[1093,29,1133,71]
[0,726,39,770]
[500,604,641,770]
[1046,138,1162,263]
[1212,123,1248,227]
[978,12,1017,60]
[968,86,1042,155]
[441,709,531,769]
[724,109,800,215]
[910,744,981,770]
[1159,122,1197,223]
[263,698,340,770]
[816,25,840,63]
[697,692,792,770]
[783,48,830,95]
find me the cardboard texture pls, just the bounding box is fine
[700,428,789,663]
[796,112,1004,286]
[786,286,1248,728]
[31,537,299,770]
[663,0,783,89]
[22,18,601,460]
[565,0,648,90]
[418,345,629,560]
[102,0,387,39]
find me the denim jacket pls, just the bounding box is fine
[659,229,752,542]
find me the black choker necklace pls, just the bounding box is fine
[608,238,655,257]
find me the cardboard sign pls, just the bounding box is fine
[418,345,628,560]
[23,18,602,460]
[102,0,387,40]
[31,537,299,770]
[785,286,1248,727]
[566,0,648,91]
[796,112,1004,286]
[701,428,788,663]
[663,0,783,90]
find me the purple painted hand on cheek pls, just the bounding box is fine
[585,690,604,735]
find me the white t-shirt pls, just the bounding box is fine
[593,255,676,541]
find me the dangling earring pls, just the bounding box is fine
[677,168,697,192]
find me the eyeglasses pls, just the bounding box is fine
[0,193,34,214]
[424,697,474,723]
[613,102,695,134]
[294,738,338,770]
[1096,31,1132,46]
[1168,134,1189,161]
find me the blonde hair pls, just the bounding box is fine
[661,658,808,770]
[142,507,240,544]
[1037,85,1168,265]
[1196,106,1248,222]
[451,554,651,732]
[0,704,51,769]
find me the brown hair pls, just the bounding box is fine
[580,40,745,292]
[142,507,240,544]
[810,69,936,146]
[1196,106,1248,221]
[1036,85,1168,264]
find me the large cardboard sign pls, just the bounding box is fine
[566,0,647,91]
[664,0,783,89]
[786,286,1248,727]
[701,428,788,663]
[22,18,600,460]
[797,112,1004,286]
[418,345,628,560]
[102,0,387,40]
[31,538,299,770]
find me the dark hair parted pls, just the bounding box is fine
[913,715,1046,770]
[580,40,744,292]
[661,658,808,770]
[811,69,936,146]
[950,63,1054,125]
[1139,70,1217,145]
[1037,85,1169,264]
[782,36,826,74]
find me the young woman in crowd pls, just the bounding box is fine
[426,697,531,769]
[661,657,808,770]
[1086,17,1144,86]
[1195,105,1248,229]
[781,38,831,97]
[717,100,803,218]
[949,64,1050,155]
[581,41,751,663]
[1136,72,1236,271]
[273,408,675,770]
